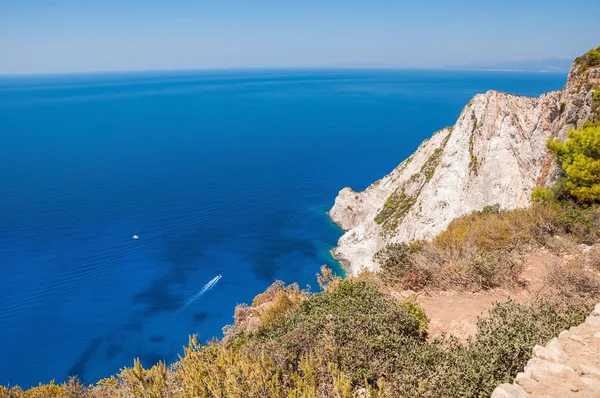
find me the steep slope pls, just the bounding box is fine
[330,56,600,275]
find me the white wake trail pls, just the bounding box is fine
[179,275,222,312]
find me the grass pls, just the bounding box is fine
[374,132,452,234]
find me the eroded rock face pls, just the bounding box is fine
[330,62,598,276]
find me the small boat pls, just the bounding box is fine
[133,235,139,240]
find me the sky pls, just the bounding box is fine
[0,0,599,75]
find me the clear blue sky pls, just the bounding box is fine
[1,0,599,74]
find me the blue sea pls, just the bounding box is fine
[0,69,565,388]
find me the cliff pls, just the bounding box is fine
[330,55,600,275]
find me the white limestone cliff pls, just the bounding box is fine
[330,60,599,276]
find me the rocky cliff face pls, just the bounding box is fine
[330,59,599,276]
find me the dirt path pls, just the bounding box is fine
[416,251,556,341]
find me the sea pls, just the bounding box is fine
[0,69,566,388]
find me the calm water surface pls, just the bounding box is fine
[0,69,565,387]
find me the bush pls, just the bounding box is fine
[374,242,421,280]
[548,125,600,204]
[552,207,600,244]
[531,187,554,203]
[574,46,600,73]
[439,299,589,397]
[3,279,592,397]
[253,280,428,384]
[373,201,600,292]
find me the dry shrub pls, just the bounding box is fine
[230,281,309,336]
[433,204,561,254]
[375,203,599,292]
[544,248,600,301]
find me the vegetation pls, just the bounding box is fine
[375,202,600,292]
[574,45,600,73]
[374,132,452,233]
[548,124,600,204]
[1,278,591,398]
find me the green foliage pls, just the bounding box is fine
[374,132,452,232]
[2,278,593,397]
[552,207,600,244]
[374,242,421,279]
[400,300,430,334]
[548,125,600,204]
[438,299,589,397]
[531,187,554,203]
[255,280,428,384]
[574,45,600,73]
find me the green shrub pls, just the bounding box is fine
[3,282,592,398]
[374,242,421,279]
[531,187,554,203]
[400,299,430,334]
[548,125,600,204]
[439,299,589,397]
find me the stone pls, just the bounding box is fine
[525,358,575,381]
[515,373,538,394]
[532,343,561,362]
[580,364,600,378]
[491,383,528,398]
[567,333,585,342]
[581,377,600,390]
[491,301,600,397]
[546,338,564,359]
[585,315,600,327]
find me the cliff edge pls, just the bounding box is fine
[330,55,600,275]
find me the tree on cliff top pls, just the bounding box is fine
[548,124,600,204]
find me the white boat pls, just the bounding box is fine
[133,235,139,240]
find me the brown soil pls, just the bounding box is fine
[416,251,559,341]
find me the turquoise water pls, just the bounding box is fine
[0,69,565,387]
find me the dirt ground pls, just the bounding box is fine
[416,251,560,341]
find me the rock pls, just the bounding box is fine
[585,315,600,327]
[581,377,600,390]
[515,373,538,393]
[329,59,598,275]
[524,358,575,381]
[592,303,600,317]
[532,343,561,362]
[546,338,564,359]
[491,383,528,398]
[566,333,585,342]
[579,364,600,378]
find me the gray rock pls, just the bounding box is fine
[585,315,600,327]
[491,383,529,398]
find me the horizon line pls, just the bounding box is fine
[0,65,571,79]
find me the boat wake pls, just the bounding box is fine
[179,274,222,312]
